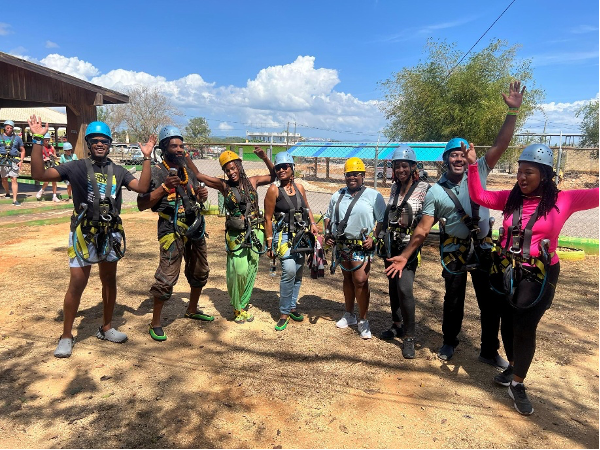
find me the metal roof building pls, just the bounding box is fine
[288,141,447,161]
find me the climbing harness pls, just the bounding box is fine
[0,134,18,167]
[489,202,554,310]
[224,186,266,255]
[69,159,126,263]
[271,183,315,259]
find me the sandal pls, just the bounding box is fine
[234,310,245,324]
[185,310,215,321]
[149,324,167,341]
[275,317,289,331]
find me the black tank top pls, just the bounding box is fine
[274,185,304,213]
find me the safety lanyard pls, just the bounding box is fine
[333,186,365,237]
[505,201,541,260]
[383,180,418,231]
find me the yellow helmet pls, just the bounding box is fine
[219,150,240,168]
[344,157,366,173]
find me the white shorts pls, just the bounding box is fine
[68,231,123,267]
[0,161,19,178]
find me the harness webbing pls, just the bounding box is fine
[278,182,305,233]
[333,186,365,238]
[84,158,115,222]
[439,180,480,234]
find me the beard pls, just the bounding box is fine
[165,151,185,166]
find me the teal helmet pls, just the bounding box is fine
[63,142,73,151]
[275,151,294,166]
[158,125,183,149]
[3,120,15,127]
[443,137,468,162]
[518,144,554,168]
[85,121,112,141]
[391,145,417,163]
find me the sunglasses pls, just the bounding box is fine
[89,138,111,146]
[345,172,363,178]
[275,163,291,171]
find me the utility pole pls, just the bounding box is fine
[286,122,290,150]
[293,121,297,144]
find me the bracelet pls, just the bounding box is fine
[161,183,170,193]
[311,222,317,225]
[32,139,43,145]
[33,134,44,139]
[266,237,273,241]
[507,108,519,116]
[143,156,152,161]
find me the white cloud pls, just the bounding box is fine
[218,122,234,131]
[40,54,100,80]
[523,96,599,134]
[531,51,599,67]
[0,22,11,35]
[569,24,598,34]
[45,40,59,49]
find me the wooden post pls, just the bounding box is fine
[325,158,330,180]
[314,157,318,178]
[66,104,97,160]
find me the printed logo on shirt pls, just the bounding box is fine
[87,173,117,203]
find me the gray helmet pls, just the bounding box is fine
[3,120,15,127]
[159,125,183,146]
[391,145,417,163]
[518,144,554,168]
[275,151,294,166]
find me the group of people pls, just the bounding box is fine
[0,120,76,204]
[26,80,598,417]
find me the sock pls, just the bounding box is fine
[511,380,523,387]
[37,189,44,195]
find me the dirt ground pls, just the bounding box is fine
[0,211,598,449]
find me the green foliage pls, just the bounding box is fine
[184,117,211,144]
[576,99,599,147]
[379,39,545,146]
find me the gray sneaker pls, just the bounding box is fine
[96,327,128,343]
[357,319,372,339]
[508,383,534,415]
[336,312,357,328]
[494,365,514,387]
[54,337,74,358]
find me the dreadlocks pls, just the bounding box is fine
[225,159,258,212]
[503,164,560,219]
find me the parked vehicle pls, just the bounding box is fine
[376,160,393,179]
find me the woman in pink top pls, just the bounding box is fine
[465,142,598,416]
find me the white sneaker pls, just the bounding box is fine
[54,337,74,358]
[336,312,357,328]
[52,195,61,202]
[36,190,43,200]
[358,319,372,339]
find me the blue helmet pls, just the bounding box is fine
[3,120,14,127]
[63,142,73,151]
[391,145,417,163]
[275,151,294,166]
[518,144,554,169]
[159,125,183,147]
[43,133,51,139]
[443,137,468,162]
[85,121,112,141]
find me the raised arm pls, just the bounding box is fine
[385,214,436,278]
[484,81,525,169]
[127,135,157,193]
[27,115,61,182]
[184,154,226,193]
[250,146,276,187]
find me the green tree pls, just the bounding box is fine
[576,99,599,147]
[379,39,545,146]
[185,117,211,157]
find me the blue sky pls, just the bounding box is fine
[1,0,598,141]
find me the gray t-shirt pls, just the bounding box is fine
[325,186,386,239]
[0,133,24,156]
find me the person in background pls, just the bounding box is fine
[465,142,599,416]
[36,133,61,202]
[386,81,525,367]
[264,151,318,331]
[0,119,25,206]
[59,142,78,200]
[324,157,386,339]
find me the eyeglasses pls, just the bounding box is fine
[275,163,291,171]
[345,172,363,178]
[89,138,111,146]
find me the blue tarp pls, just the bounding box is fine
[287,142,447,161]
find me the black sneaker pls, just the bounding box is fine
[479,353,509,370]
[379,323,405,340]
[402,338,415,359]
[508,383,534,415]
[494,366,514,387]
[438,343,455,361]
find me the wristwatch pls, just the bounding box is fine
[143,156,152,161]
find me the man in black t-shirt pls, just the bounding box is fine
[138,126,213,342]
[28,115,156,358]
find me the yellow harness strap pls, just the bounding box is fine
[158,212,189,250]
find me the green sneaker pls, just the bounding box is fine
[289,310,304,322]
[275,317,289,331]
[185,310,215,321]
[149,324,167,341]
